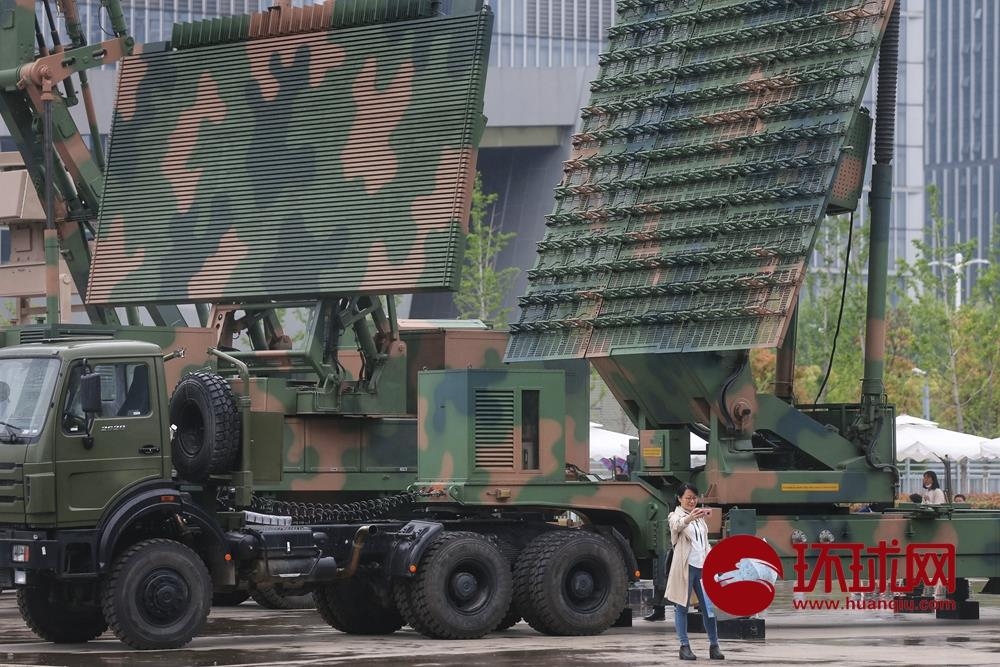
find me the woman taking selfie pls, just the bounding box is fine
[667,483,724,661]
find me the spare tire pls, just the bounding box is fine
[169,371,240,481]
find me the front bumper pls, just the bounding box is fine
[0,528,75,585]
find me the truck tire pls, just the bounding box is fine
[314,577,403,634]
[392,579,427,634]
[513,530,626,636]
[169,371,240,482]
[250,585,315,609]
[101,538,212,649]
[212,590,251,606]
[495,602,522,630]
[398,531,512,639]
[17,581,107,643]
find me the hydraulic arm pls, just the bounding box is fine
[0,0,184,326]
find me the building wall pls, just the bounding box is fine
[925,0,999,303]
[410,141,571,319]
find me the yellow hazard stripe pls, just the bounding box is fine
[780,483,840,492]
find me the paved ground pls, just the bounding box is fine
[0,588,997,667]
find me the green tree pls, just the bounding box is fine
[756,187,1000,438]
[796,214,870,403]
[893,185,982,432]
[454,174,519,325]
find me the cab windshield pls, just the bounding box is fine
[0,357,61,444]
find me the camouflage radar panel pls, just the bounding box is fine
[87,0,492,305]
[506,0,895,362]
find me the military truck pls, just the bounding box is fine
[2,0,998,653]
[0,0,657,649]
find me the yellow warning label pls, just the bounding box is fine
[781,483,840,492]
[642,447,662,458]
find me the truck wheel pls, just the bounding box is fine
[513,530,626,636]
[401,531,512,639]
[17,581,107,643]
[495,602,522,630]
[212,590,251,606]
[250,585,315,609]
[169,371,239,481]
[392,579,428,634]
[314,577,403,634]
[101,538,212,649]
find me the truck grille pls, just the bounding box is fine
[0,461,25,519]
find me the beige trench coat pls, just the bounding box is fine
[665,506,707,606]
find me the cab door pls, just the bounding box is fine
[55,359,167,526]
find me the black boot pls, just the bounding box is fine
[643,605,665,621]
[709,645,725,660]
[679,645,697,661]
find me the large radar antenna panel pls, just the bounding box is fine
[507,0,896,362]
[87,0,492,305]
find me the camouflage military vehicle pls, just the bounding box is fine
[0,0,649,649]
[502,0,999,615]
[2,0,998,653]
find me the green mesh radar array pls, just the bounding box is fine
[506,0,894,362]
[87,0,492,305]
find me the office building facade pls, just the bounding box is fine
[924,0,1000,303]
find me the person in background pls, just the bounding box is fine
[919,471,947,600]
[667,483,724,661]
[953,493,966,503]
[908,493,923,504]
[921,471,945,505]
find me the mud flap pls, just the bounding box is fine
[385,520,444,579]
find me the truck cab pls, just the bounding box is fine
[0,339,170,530]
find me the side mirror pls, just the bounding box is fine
[80,373,103,414]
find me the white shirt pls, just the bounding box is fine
[684,515,710,568]
[922,487,945,505]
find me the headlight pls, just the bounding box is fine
[12,544,29,563]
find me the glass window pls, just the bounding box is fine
[62,361,151,433]
[0,357,61,442]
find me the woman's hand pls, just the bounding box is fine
[688,507,712,522]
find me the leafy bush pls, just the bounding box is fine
[965,493,1000,509]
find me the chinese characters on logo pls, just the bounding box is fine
[792,540,955,595]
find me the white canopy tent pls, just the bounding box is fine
[894,414,991,461]
[894,414,1000,494]
[980,439,1000,460]
[895,414,986,461]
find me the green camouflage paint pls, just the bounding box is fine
[87,1,492,305]
[497,1,904,508]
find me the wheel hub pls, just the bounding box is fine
[177,402,205,456]
[569,570,595,599]
[140,568,190,624]
[450,571,478,602]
